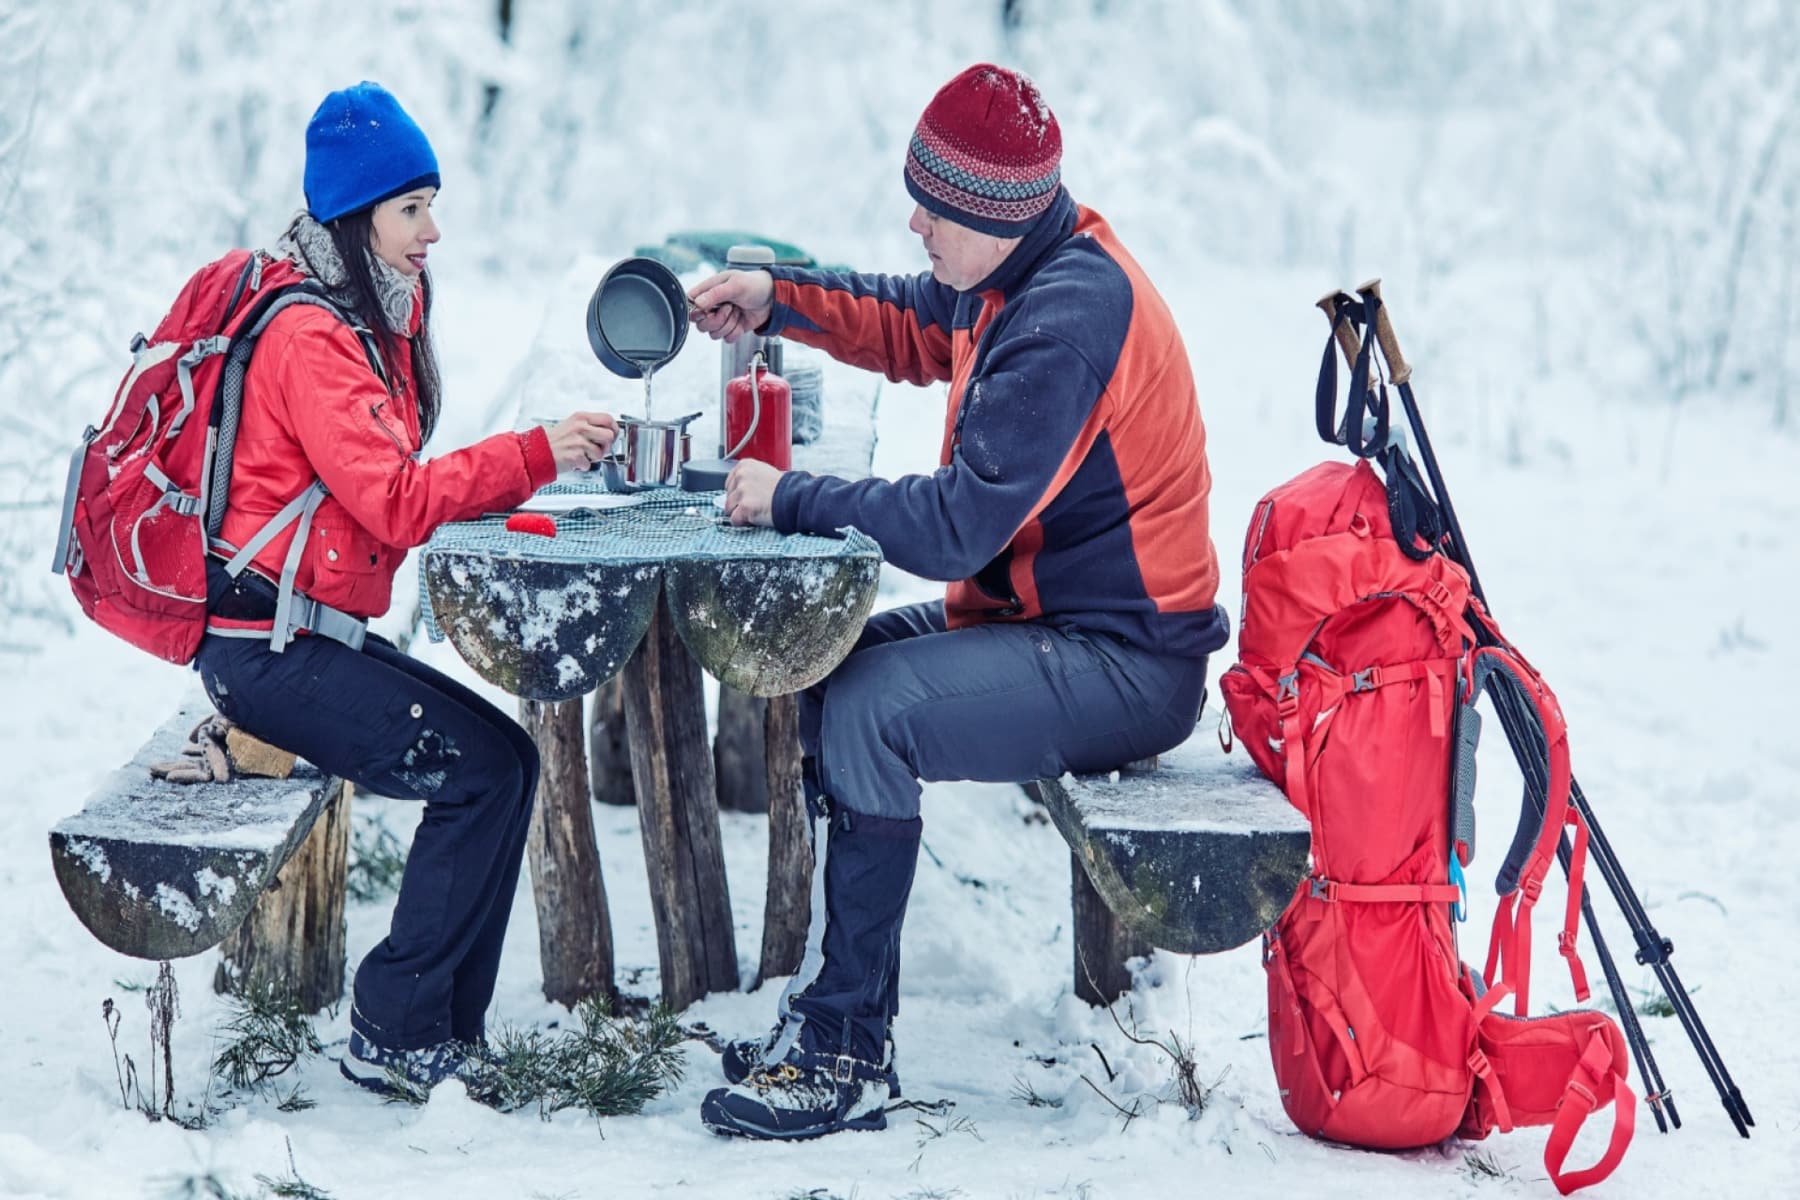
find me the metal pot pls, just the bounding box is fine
[603,411,703,490]
[586,257,690,379]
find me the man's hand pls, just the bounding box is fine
[689,269,775,343]
[723,458,783,527]
[545,411,619,473]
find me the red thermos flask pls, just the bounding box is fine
[724,354,792,470]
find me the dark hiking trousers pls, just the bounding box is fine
[799,601,1208,821]
[774,600,1209,1063]
[195,625,538,1051]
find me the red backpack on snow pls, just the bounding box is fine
[1221,457,1636,1194]
[51,250,379,663]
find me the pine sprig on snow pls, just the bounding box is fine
[210,988,323,1093]
[459,996,687,1121]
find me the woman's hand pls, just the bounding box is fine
[545,412,618,473]
[689,270,775,343]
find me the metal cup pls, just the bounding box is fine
[607,412,702,490]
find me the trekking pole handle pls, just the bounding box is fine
[1355,278,1413,385]
[1315,288,1362,370]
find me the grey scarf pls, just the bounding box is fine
[275,211,418,335]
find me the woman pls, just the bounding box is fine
[194,81,616,1096]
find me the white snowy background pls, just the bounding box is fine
[1,1,1795,1197]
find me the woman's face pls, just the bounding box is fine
[369,187,440,277]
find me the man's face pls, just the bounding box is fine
[909,205,1021,291]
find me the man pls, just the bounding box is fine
[687,63,1228,1141]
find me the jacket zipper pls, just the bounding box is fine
[368,400,411,459]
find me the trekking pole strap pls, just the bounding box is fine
[1313,298,1390,459]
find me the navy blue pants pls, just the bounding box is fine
[196,629,538,1051]
[800,601,1208,821]
[775,601,1208,1064]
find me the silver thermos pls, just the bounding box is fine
[719,244,781,455]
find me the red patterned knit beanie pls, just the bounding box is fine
[904,64,1062,237]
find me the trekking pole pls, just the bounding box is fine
[1350,280,1755,1138]
[1317,294,1675,1129]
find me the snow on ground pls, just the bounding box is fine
[3,257,1797,1200]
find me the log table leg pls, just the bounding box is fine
[621,594,740,1009]
[588,676,635,807]
[757,693,813,987]
[215,780,350,1013]
[1071,851,1152,1007]
[522,698,616,1008]
[714,685,770,814]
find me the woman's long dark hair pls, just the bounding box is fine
[322,210,443,442]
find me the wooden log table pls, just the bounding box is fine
[421,476,881,1010]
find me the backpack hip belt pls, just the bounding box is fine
[206,479,367,654]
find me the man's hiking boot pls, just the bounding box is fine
[701,1045,890,1140]
[338,1030,468,1098]
[720,1025,901,1099]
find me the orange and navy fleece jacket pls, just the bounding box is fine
[766,187,1228,659]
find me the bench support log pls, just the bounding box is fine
[621,594,740,1009]
[213,781,350,1013]
[1071,850,1152,1006]
[757,693,813,987]
[523,697,616,1009]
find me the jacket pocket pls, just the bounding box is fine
[304,520,394,616]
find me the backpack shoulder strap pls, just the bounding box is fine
[1463,644,1591,1016]
[203,276,385,538]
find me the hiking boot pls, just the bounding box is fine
[700,1046,890,1140]
[338,1030,468,1098]
[720,1025,901,1098]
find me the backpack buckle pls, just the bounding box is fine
[1309,876,1337,902]
[1350,667,1380,692]
[833,1054,856,1084]
[1276,672,1300,707]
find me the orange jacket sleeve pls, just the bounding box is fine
[765,267,956,386]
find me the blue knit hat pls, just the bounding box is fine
[303,82,440,223]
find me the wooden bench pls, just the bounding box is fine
[1026,719,1312,1004]
[48,698,349,1012]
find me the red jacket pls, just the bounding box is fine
[219,295,556,618]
